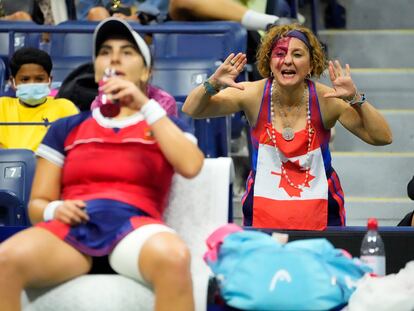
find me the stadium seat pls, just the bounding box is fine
[0,21,41,54]
[152,21,246,61]
[22,157,234,311]
[47,21,97,84]
[0,149,36,226]
[176,101,195,133]
[0,57,6,93]
[152,59,230,157]
[151,58,219,102]
[49,21,97,58]
[0,20,41,79]
[51,57,93,85]
[194,118,231,158]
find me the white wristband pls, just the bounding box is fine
[43,200,63,221]
[141,99,167,125]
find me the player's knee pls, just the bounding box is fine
[0,245,26,282]
[162,242,191,273]
[145,237,192,284]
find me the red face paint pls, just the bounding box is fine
[271,37,292,69]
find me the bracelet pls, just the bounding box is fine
[141,99,167,125]
[203,79,220,96]
[43,200,63,221]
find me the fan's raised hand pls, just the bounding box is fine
[324,60,357,101]
[210,52,247,91]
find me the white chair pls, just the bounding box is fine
[22,158,234,311]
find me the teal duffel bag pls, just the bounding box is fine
[204,226,371,311]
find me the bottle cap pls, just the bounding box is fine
[367,218,378,230]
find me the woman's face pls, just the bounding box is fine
[94,38,149,86]
[269,37,312,87]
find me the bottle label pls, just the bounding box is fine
[360,255,386,276]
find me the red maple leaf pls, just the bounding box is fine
[271,159,315,197]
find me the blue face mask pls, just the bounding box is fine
[15,83,50,106]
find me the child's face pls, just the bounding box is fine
[13,64,50,87]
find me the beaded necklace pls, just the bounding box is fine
[266,80,313,190]
[274,85,306,141]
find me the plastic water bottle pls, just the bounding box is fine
[360,218,386,276]
[99,68,120,118]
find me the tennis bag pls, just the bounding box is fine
[204,225,371,311]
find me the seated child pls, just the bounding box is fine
[0,47,79,151]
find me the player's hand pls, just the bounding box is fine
[100,76,149,110]
[54,200,89,225]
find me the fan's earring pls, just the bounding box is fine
[306,72,312,79]
[270,71,274,77]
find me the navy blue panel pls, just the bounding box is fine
[0,149,36,226]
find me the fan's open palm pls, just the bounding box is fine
[324,60,357,100]
[212,53,247,90]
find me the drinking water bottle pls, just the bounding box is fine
[99,68,120,117]
[360,218,386,276]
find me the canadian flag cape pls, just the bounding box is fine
[252,119,328,230]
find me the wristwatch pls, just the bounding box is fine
[203,79,220,96]
[350,93,366,107]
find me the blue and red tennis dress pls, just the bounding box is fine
[242,79,345,230]
[36,108,193,256]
